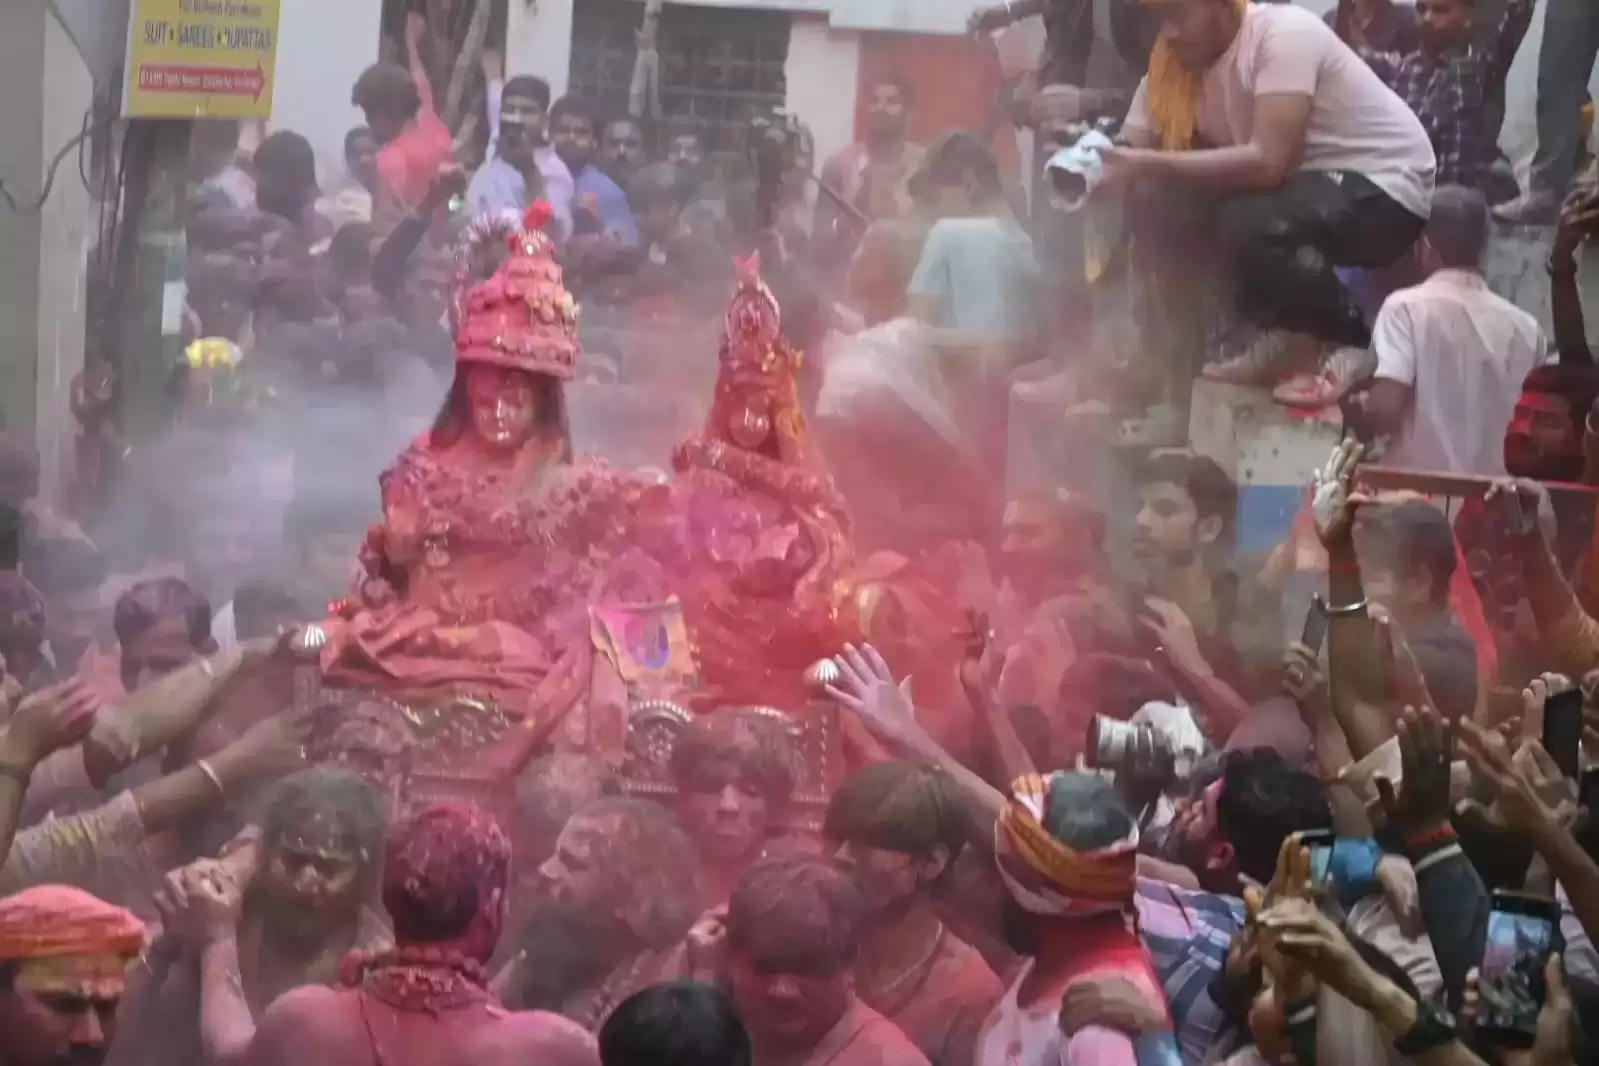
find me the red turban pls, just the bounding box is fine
[382,804,510,958]
[0,885,145,961]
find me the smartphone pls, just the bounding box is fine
[1582,767,1599,816]
[1543,688,1584,781]
[1300,595,1328,654]
[1298,828,1336,890]
[1475,891,1559,1048]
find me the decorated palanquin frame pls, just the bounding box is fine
[291,662,843,832]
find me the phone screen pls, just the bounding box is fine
[1298,829,1335,890]
[1477,894,1557,1047]
[1543,689,1584,781]
[1300,596,1328,654]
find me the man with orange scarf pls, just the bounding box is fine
[0,884,145,1066]
[1098,0,1435,397]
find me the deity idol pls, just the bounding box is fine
[310,204,855,788]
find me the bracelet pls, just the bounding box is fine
[1328,560,1361,576]
[1404,821,1456,853]
[195,758,226,799]
[1322,599,1369,617]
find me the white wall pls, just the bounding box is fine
[786,17,860,171]
[269,0,384,188]
[507,0,575,97]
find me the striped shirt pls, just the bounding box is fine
[1134,878,1244,1066]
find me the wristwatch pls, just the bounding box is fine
[1393,1000,1457,1056]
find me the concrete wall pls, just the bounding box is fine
[786,16,861,174]
[35,12,95,502]
[507,0,576,99]
[0,1,49,439]
[0,2,93,501]
[269,0,385,191]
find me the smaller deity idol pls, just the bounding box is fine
[670,254,856,709]
[321,203,673,745]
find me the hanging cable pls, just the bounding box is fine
[0,108,108,214]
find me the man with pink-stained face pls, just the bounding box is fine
[214,805,599,1066]
[825,763,1002,1066]
[669,711,796,907]
[725,857,930,1066]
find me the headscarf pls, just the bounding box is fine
[1143,0,1248,150]
[994,773,1138,917]
[0,885,145,997]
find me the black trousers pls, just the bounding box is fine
[1214,171,1427,348]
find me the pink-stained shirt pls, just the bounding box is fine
[975,925,1170,1066]
[377,106,453,211]
[865,928,1003,1066]
[757,997,931,1066]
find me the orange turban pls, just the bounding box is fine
[995,773,1138,917]
[0,885,145,962]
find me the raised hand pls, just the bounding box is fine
[1311,439,1368,548]
[1368,705,1454,834]
[824,643,916,745]
[0,679,100,770]
[1258,897,1387,1012]
[1281,641,1325,707]
[1483,478,1550,540]
[1457,720,1570,839]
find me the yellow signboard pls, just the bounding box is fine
[123,0,282,119]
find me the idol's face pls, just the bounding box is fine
[465,365,539,452]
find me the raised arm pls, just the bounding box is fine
[1314,442,1396,757]
[1490,479,1599,679]
[1550,177,1599,367]
[825,643,1007,840]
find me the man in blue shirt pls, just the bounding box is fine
[549,96,639,248]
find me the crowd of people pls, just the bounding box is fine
[8,0,1599,1064]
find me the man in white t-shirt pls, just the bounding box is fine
[1352,185,1549,475]
[1101,0,1436,377]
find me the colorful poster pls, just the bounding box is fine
[123,0,281,119]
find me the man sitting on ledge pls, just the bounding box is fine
[1099,0,1436,407]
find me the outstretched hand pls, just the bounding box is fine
[1368,705,1455,834]
[1311,439,1368,548]
[1483,478,1549,541]
[824,643,916,746]
[1456,720,1572,840]
[0,679,101,770]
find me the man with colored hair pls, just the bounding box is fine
[725,856,930,1066]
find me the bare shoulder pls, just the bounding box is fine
[248,987,361,1064]
[505,1009,600,1066]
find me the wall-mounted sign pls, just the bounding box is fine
[124,0,281,119]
